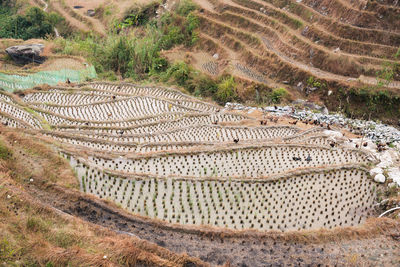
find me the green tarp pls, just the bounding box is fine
[0,65,96,92]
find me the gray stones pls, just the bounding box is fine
[301,26,309,36]
[5,44,45,64]
[225,102,400,145]
[87,9,95,17]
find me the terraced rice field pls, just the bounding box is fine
[0,82,382,232]
[194,0,400,88]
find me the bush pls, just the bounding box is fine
[97,70,118,81]
[192,75,218,96]
[116,1,160,30]
[0,141,11,160]
[103,36,133,76]
[376,61,396,87]
[176,0,197,16]
[0,6,60,40]
[164,61,190,86]
[185,13,199,46]
[160,25,185,49]
[270,88,288,103]
[151,57,169,74]
[215,76,237,104]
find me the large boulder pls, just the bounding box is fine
[5,44,45,64]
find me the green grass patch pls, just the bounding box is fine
[270,88,288,104]
[26,216,50,233]
[50,230,79,249]
[0,140,11,160]
[0,237,20,263]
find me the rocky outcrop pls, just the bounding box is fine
[5,44,45,64]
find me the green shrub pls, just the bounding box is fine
[176,0,197,16]
[116,1,160,30]
[0,141,11,160]
[376,61,396,87]
[98,70,118,81]
[306,76,326,89]
[164,61,190,86]
[103,36,133,76]
[0,6,61,40]
[270,88,288,103]
[215,76,237,104]
[150,57,169,74]
[192,75,218,96]
[185,13,199,46]
[160,25,185,49]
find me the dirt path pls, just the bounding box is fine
[38,0,60,37]
[47,0,106,35]
[49,1,90,33]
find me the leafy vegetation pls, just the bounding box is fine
[0,140,11,160]
[376,61,399,87]
[338,86,400,121]
[0,1,62,40]
[0,238,20,263]
[56,0,199,80]
[307,76,327,90]
[396,47,400,59]
[269,88,288,104]
[116,2,160,30]
[215,76,237,104]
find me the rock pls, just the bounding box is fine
[301,26,309,36]
[304,101,321,110]
[328,90,333,96]
[374,173,386,183]
[370,167,383,177]
[5,44,45,64]
[387,167,400,186]
[297,82,304,91]
[320,106,329,114]
[213,53,219,59]
[324,130,343,139]
[87,9,95,17]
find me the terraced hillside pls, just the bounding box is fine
[1,82,400,266]
[192,0,400,92]
[0,82,384,231]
